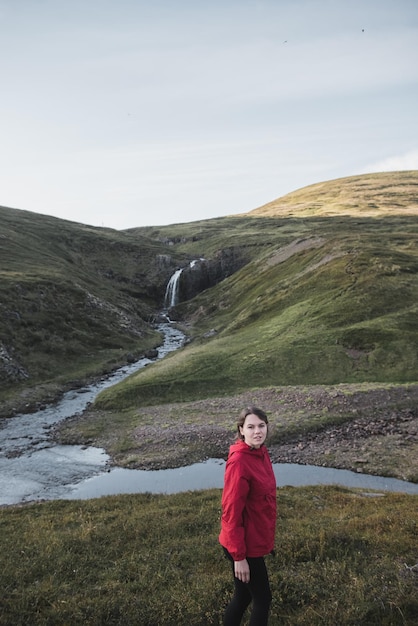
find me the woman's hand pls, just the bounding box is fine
[234,559,250,583]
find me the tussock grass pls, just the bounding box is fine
[0,487,417,625]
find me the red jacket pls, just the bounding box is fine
[219,440,277,561]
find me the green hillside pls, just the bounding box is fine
[2,174,417,626]
[1,171,418,415]
[246,171,418,218]
[95,171,418,409]
[0,206,188,410]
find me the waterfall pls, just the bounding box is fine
[164,268,183,308]
[164,259,204,309]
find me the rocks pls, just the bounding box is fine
[202,329,217,338]
[175,250,247,304]
[144,348,159,359]
[268,405,418,482]
[0,343,29,383]
[155,254,172,269]
[53,383,418,483]
[272,409,417,457]
[129,423,230,469]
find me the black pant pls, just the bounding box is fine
[222,548,272,626]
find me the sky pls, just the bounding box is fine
[0,0,417,230]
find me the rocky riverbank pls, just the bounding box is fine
[55,382,418,483]
[268,406,418,482]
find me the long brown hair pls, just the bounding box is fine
[236,406,269,441]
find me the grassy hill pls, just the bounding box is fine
[0,206,190,412]
[246,171,418,218]
[95,171,418,410]
[1,486,417,625]
[0,172,418,626]
[1,171,418,416]
[2,173,417,626]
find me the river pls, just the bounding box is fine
[1,321,418,506]
[0,321,185,505]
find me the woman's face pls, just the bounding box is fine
[239,413,267,448]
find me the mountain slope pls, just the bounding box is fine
[2,171,418,414]
[246,170,418,217]
[95,171,418,409]
[0,206,187,400]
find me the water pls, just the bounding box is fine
[164,260,204,308]
[164,268,183,308]
[1,319,418,506]
[0,322,185,506]
[64,458,418,500]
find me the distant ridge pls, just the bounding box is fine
[244,171,418,218]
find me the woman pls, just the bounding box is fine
[219,406,277,625]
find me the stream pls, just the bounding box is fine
[1,321,418,506]
[0,321,185,505]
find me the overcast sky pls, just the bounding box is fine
[0,0,417,230]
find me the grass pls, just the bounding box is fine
[96,178,418,410]
[94,232,418,410]
[2,172,418,624]
[0,486,417,625]
[2,172,418,413]
[55,382,418,482]
[0,206,176,409]
[245,171,418,218]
